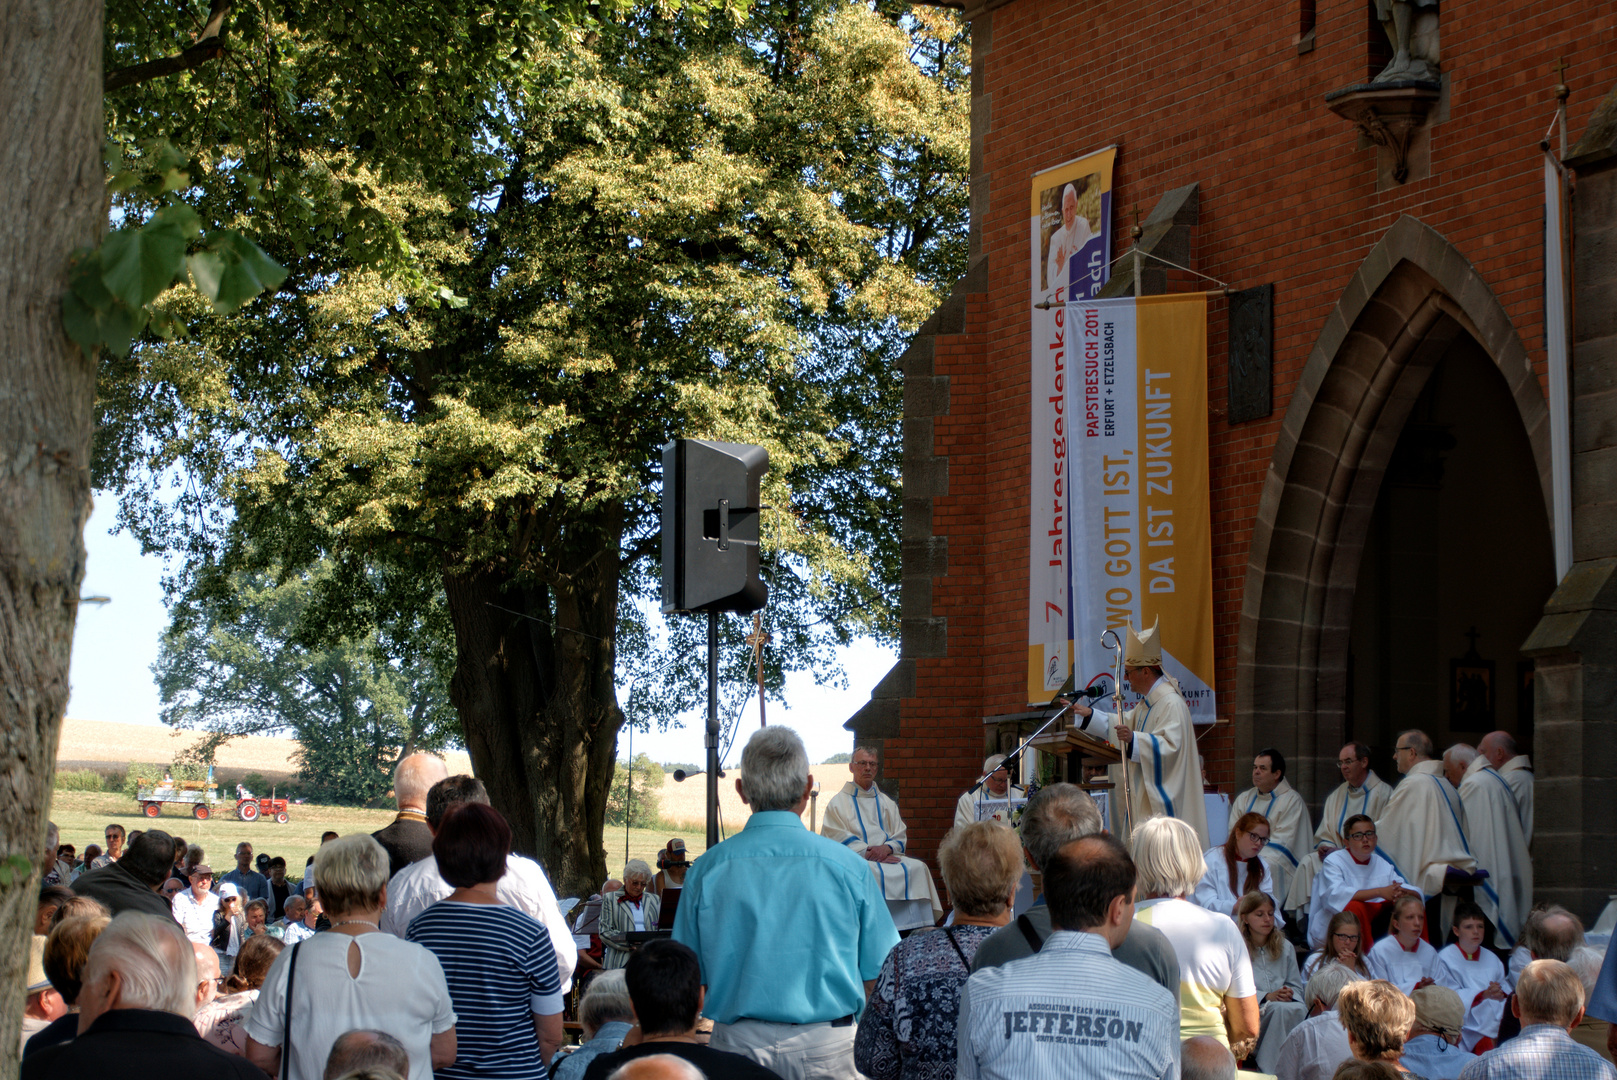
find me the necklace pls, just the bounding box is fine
[331,919,380,932]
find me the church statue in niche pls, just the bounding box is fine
[1374,0,1440,83]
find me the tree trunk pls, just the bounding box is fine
[0,1,104,1069]
[441,505,626,898]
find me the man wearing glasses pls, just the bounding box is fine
[1285,742,1393,921]
[1306,814,1419,949]
[1372,730,1476,934]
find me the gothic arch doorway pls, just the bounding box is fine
[1235,215,1555,803]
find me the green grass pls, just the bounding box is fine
[50,790,727,897]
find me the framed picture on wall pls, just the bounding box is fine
[1451,643,1495,732]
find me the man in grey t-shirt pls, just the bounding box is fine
[971,783,1179,997]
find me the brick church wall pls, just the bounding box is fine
[867,0,1617,868]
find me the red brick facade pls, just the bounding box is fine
[850,0,1617,885]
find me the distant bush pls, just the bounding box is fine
[823,752,852,765]
[662,762,702,775]
[241,772,270,794]
[54,769,108,792]
[605,753,662,828]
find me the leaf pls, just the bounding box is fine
[188,231,288,313]
[99,206,199,309]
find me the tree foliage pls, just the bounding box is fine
[95,0,970,894]
[152,562,459,805]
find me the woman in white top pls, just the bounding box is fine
[244,834,457,1080]
[1195,811,1285,924]
[1432,901,1507,1051]
[1366,894,1438,994]
[1307,814,1420,949]
[1237,891,1305,1073]
[1130,816,1260,1056]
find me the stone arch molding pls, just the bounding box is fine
[1234,214,1553,803]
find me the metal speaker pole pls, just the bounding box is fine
[706,609,720,849]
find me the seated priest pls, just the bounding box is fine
[954,754,1026,829]
[821,747,943,931]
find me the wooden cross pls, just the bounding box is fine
[1555,57,1568,84]
[1464,625,1481,652]
[746,611,772,726]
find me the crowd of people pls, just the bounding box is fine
[16,704,1617,1080]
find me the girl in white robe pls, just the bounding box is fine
[1307,814,1420,948]
[1237,892,1306,1074]
[1366,894,1439,993]
[1195,811,1285,925]
[1433,903,1507,1051]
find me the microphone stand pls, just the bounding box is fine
[966,694,1093,797]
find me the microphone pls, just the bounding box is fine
[673,769,725,782]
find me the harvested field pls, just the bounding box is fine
[57,717,473,781]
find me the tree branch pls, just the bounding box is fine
[105,0,233,92]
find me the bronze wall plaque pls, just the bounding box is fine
[1228,283,1273,424]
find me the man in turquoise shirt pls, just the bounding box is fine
[673,726,900,1080]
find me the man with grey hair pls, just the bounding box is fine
[42,821,74,887]
[954,753,1026,829]
[324,1030,411,1080]
[1463,960,1616,1080]
[969,782,1178,995]
[21,913,265,1078]
[821,746,943,929]
[673,726,897,1080]
[1375,728,1475,937]
[371,751,448,877]
[1273,962,1366,1080]
[1183,1035,1238,1080]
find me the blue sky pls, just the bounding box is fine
[67,494,890,767]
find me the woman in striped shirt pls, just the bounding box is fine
[409,803,566,1079]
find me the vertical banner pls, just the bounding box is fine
[1544,155,1573,582]
[1027,148,1115,702]
[1067,294,1216,723]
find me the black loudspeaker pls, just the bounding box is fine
[660,439,768,614]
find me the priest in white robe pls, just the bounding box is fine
[1479,730,1533,843]
[954,753,1026,829]
[1229,748,1311,909]
[1448,744,1531,951]
[1285,741,1393,916]
[821,747,943,930]
[1068,617,1210,847]
[1375,729,1475,899]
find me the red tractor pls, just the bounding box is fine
[236,795,291,824]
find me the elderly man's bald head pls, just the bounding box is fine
[392,753,448,811]
[1479,731,1519,769]
[192,942,220,1007]
[606,1055,706,1080]
[1181,1035,1237,1080]
[325,1029,410,1080]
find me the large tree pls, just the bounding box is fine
[96,1,967,897]
[155,562,458,803]
[0,2,104,1062]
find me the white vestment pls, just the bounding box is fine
[822,781,943,924]
[1285,772,1393,912]
[1046,217,1094,292]
[1432,944,1506,1050]
[1457,755,1532,950]
[1229,779,1311,908]
[1307,847,1417,949]
[1498,755,1534,842]
[1078,677,1210,847]
[1375,760,1475,896]
[953,784,1026,830]
[1194,846,1285,925]
[1366,936,1439,994]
